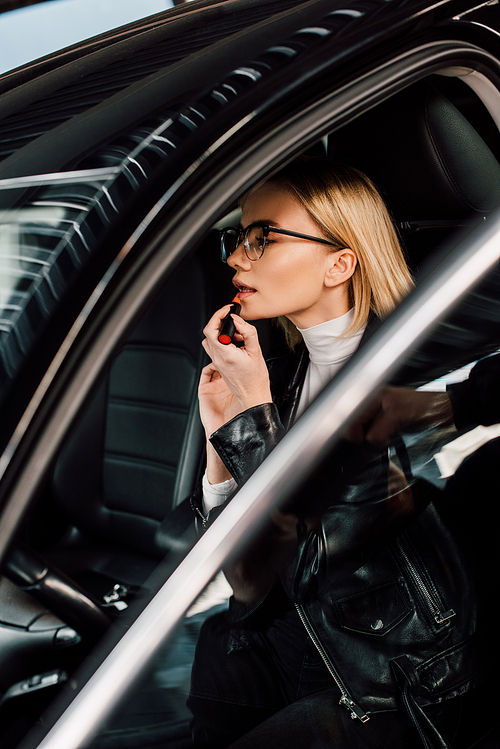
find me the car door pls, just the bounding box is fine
[1,1,500,747]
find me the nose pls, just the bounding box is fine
[227,239,251,270]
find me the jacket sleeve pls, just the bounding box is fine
[156,403,284,550]
[209,402,286,485]
[447,353,500,429]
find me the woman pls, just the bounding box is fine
[187,159,483,749]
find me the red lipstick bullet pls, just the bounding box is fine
[218,296,241,345]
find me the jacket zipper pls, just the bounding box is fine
[193,505,210,530]
[394,535,456,626]
[295,603,370,723]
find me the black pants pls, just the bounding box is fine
[188,590,330,745]
[187,592,495,749]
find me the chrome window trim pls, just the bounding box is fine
[0,168,120,190]
[437,65,500,130]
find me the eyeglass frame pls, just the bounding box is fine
[219,222,344,263]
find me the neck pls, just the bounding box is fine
[286,295,351,330]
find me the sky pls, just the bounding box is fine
[0,0,175,75]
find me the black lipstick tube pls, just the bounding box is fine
[218,297,241,344]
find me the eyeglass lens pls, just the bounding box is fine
[221,225,266,262]
[221,228,239,261]
[245,225,265,260]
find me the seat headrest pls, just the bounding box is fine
[330,81,500,221]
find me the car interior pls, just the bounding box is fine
[1,68,500,747]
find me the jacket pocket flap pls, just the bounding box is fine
[333,580,411,636]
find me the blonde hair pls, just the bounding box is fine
[245,159,414,349]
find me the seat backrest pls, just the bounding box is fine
[330,78,500,269]
[51,238,232,558]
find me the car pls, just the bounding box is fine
[0,0,500,747]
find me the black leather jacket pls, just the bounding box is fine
[205,342,485,730]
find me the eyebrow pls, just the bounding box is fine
[238,219,282,229]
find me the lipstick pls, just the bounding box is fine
[218,296,241,345]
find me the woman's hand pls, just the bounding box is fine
[199,305,273,485]
[345,386,454,446]
[199,305,272,436]
[199,363,242,483]
[198,362,243,439]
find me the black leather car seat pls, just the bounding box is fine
[329,77,500,270]
[45,235,231,595]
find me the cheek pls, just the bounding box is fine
[275,253,324,294]
[258,256,324,311]
[267,250,321,285]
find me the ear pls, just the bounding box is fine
[324,248,357,287]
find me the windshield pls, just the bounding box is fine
[0,0,174,75]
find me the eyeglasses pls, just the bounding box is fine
[219,222,342,263]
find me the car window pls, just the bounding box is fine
[0,111,188,401]
[0,170,114,385]
[0,0,174,75]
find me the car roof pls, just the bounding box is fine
[2,0,496,182]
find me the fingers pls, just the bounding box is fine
[363,387,416,444]
[200,306,271,411]
[199,362,221,386]
[343,421,367,445]
[230,314,260,352]
[353,396,400,446]
[203,305,232,342]
[203,306,259,360]
[343,397,383,445]
[345,388,451,446]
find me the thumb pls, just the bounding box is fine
[232,315,261,353]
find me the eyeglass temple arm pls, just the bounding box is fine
[266,226,338,247]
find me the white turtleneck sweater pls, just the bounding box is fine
[202,308,366,515]
[294,307,365,418]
